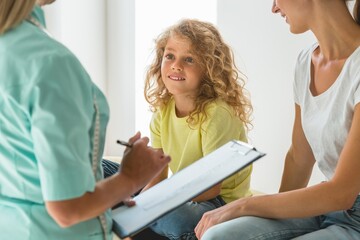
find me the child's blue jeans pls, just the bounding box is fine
[150,196,226,240]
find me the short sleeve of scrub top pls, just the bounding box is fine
[31,52,98,201]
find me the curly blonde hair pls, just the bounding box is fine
[144,19,252,130]
[0,0,36,34]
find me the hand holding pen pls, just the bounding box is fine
[117,132,170,194]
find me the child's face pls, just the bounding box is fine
[161,35,203,98]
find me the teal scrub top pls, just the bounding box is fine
[0,6,112,240]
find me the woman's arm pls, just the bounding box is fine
[195,104,360,238]
[279,104,316,192]
[45,133,170,227]
[242,103,360,217]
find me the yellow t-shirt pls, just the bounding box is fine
[150,98,252,203]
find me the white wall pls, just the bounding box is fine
[43,0,326,194]
[44,0,107,92]
[106,0,136,156]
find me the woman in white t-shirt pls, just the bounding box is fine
[195,1,360,239]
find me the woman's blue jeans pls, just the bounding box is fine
[202,196,360,240]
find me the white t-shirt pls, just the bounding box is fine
[294,43,360,180]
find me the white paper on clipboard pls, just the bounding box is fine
[112,140,265,238]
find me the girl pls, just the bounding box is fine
[138,19,253,240]
[195,1,360,239]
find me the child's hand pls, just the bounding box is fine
[123,197,136,207]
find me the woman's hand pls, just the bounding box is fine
[195,202,238,239]
[119,132,171,194]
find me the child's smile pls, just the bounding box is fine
[161,35,203,97]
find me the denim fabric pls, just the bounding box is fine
[102,159,120,178]
[202,196,360,240]
[150,197,226,240]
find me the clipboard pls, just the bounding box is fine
[112,140,265,238]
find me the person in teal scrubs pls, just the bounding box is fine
[0,1,170,239]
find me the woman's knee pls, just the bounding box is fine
[201,216,270,240]
[201,225,224,240]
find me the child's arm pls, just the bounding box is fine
[141,166,168,192]
[191,183,222,202]
[140,148,169,193]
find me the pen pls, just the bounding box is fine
[116,139,133,148]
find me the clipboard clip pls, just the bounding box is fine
[230,140,257,155]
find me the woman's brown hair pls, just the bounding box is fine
[0,0,36,34]
[354,0,360,24]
